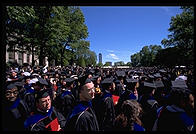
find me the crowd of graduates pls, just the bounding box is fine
[2,64,194,131]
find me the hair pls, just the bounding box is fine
[114,100,143,131]
[126,82,137,90]
[168,87,193,107]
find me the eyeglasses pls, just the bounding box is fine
[5,90,18,96]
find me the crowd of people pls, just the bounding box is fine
[2,64,194,131]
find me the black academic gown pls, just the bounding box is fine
[139,94,159,131]
[24,106,66,131]
[65,101,99,131]
[155,105,194,131]
[92,90,115,131]
[2,98,30,131]
[56,90,76,118]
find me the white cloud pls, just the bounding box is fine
[107,53,119,60]
[106,50,114,53]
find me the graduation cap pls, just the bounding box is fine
[91,75,100,82]
[64,78,75,84]
[6,83,17,91]
[148,74,155,79]
[101,78,114,85]
[126,78,138,83]
[171,80,188,89]
[37,77,48,85]
[87,69,95,75]
[154,80,164,88]
[153,73,162,78]
[35,89,50,100]
[14,81,24,87]
[144,81,157,89]
[116,71,125,77]
[159,69,167,73]
[78,75,92,87]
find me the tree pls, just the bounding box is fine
[126,62,132,67]
[161,6,194,66]
[6,6,37,65]
[78,56,86,67]
[46,6,89,66]
[97,62,103,67]
[130,45,162,67]
[131,53,141,67]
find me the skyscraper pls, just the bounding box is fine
[99,53,102,64]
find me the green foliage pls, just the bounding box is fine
[97,62,103,67]
[161,6,194,66]
[114,61,125,66]
[126,62,132,67]
[63,59,69,66]
[78,56,86,67]
[104,62,112,66]
[6,6,91,67]
[131,45,162,67]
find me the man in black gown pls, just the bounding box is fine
[65,76,99,131]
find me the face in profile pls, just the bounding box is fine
[81,82,95,101]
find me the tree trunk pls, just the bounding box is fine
[31,44,35,66]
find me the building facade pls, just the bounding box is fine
[99,53,102,64]
[6,44,48,66]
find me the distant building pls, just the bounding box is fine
[99,53,102,64]
[6,33,48,66]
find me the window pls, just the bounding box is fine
[27,54,30,63]
[18,52,23,65]
[8,51,15,62]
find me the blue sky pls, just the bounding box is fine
[79,6,183,65]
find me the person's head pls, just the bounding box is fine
[25,76,31,84]
[35,90,51,112]
[11,70,17,77]
[121,100,143,120]
[64,78,75,89]
[79,77,95,101]
[168,87,194,110]
[114,100,143,131]
[5,84,19,102]
[101,78,115,92]
[96,76,101,85]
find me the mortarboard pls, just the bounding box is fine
[171,80,188,89]
[159,69,167,73]
[116,71,125,77]
[91,75,99,82]
[6,83,17,91]
[37,77,48,85]
[64,78,75,84]
[144,81,157,89]
[79,75,92,87]
[126,78,138,83]
[148,74,155,79]
[101,78,114,85]
[154,80,164,88]
[35,89,50,100]
[153,73,162,78]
